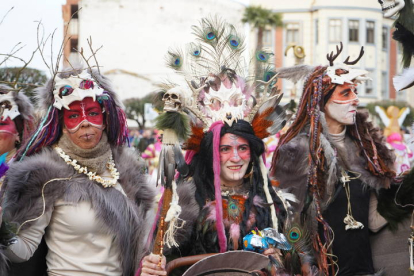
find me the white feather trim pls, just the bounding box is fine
[393,67,414,92]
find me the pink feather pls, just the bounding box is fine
[253,195,264,207]
[205,201,217,221]
[230,223,241,250]
[185,150,196,165]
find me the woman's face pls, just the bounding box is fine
[0,117,18,155]
[219,133,251,186]
[62,97,105,149]
[325,83,359,126]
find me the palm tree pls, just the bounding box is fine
[242,6,283,51]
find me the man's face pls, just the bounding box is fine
[219,133,251,186]
[62,97,105,149]
[0,117,18,155]
[325,83,359,126]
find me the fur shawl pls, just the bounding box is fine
[274,127,394,212]
[0,146,155,276]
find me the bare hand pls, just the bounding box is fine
[263,247,284,265]
[141,253,167,276]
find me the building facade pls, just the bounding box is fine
[251,0,413,106]
[62,0,246,100]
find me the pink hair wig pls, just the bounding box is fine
[209,121,227,252]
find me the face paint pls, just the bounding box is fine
[219,133,251,186]
[63,97,104,133]
[325,84,359,126]
[0,117,18,155]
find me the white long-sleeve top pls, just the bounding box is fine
[5,173,126,276]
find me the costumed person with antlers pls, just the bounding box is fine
[271,43,414,276]
[141,18,299,276]
[0,85,34,186]
[0,67,155,276]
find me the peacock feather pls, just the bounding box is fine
[281,216,312,275]
[166,47,184,71]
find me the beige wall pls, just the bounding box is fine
[249,0,410,105]
[73,0,246,100]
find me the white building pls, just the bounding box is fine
[63,0,247,100]
[250,0,413,106]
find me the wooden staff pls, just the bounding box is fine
[153,187,172,257]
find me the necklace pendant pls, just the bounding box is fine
[54,146,119,188]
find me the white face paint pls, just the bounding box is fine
[219,133,251,187]
[325,84,359,126]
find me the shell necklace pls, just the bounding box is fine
[54,146,119,188]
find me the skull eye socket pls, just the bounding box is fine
[59,85,74,97]
[171,94,178,99]
[163,93,171,100]
[79,80,94,90]
[0,101,12,110]
[210,98,222,110]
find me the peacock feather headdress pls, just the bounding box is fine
[153,17,290,256]
[159,17,286,138]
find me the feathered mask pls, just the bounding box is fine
[161,17,286,139]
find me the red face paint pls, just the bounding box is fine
[330,83,359,104]
[0,117,18,155]
[219,133,251,186]
[63,97,104,132]
[0,117,18,135]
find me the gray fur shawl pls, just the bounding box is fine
[274,129,393,212]
[0,146,155,276]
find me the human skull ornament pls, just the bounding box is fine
[378,0,405,18]
[0,93,20,120]
[53,70,104,110]
[162,88,182,112]
[204,83,246,126]
[326,64,371,85]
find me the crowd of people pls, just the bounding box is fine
[0,17,413,276]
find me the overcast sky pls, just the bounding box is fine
[0,0,66,76]
[0,0,250,77]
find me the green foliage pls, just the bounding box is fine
[242,6,282,77]
[0,67,47,99]
[123,93,161,130]
[242,6,283,29]
[365,100,414,127]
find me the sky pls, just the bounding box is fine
[0,0,66,76]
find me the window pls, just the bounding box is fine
[365,70,373,95]
[70,39,78,52]
[71,5,79,19]
[263,30,272,48]
[382,26,388,50]
[366,21,375,44]
[381,71,388,99]
[286,23,300,44]
[329,19,342,42]
[348,20,359,42]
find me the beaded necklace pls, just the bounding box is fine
[54,146,119,188]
